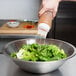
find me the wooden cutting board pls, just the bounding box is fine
[0,22,38,35]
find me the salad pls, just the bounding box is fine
[10,43,67,61]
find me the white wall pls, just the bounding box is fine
[0,0,41,20]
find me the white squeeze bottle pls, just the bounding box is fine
[38,11,53,38]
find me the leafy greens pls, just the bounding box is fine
[10,43,67,61]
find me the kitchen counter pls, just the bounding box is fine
[0,20,53,39]
[0,20,38,35]
[0,54,76,76]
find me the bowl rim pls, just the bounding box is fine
[3,38,76,63]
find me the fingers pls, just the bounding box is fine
[39,8,56,19]
[38,0,59,18]
[38,7,46,17]
[39,6,58,18]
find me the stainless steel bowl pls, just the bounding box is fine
[3,38,76,73]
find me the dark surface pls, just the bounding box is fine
[57,1,76,18]
[47,1,76,47]
[55,19,76,46]
[55,1,76,46]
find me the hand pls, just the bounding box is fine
[39,0,61,18]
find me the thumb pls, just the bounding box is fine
[39,7,46,17]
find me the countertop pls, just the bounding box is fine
[0,53,76,76]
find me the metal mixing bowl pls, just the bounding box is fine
[3,38,76,73]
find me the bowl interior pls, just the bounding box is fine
[4,38,76,59]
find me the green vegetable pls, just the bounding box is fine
[10,52,17,58]
[10,43,67,61]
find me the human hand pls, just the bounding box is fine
[39,0,61,18]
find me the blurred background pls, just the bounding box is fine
[0,0,76,51]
